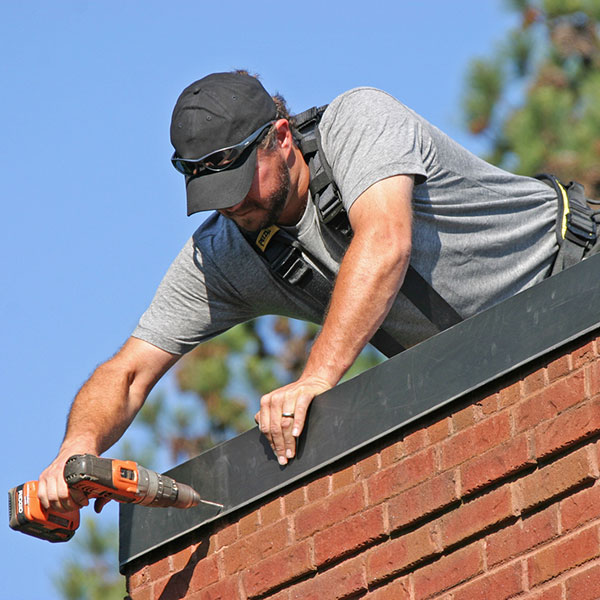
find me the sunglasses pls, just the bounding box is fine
[171,120,275,177]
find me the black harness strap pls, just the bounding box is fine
[309,113,463,331]
[237,106,464,358]
[536,173,598,275]
[242,225,406,357]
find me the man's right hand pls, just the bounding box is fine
[37,448,90,513]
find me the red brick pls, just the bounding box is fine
[147,556,173,581]
[516,446,598,512]
[213,521,238,551]
[314,505,386,566]
[439,487,516,549]
[412,542,484,599]
[452,404,478,432]
[388,470,457,531]
[366,524,438,583]
[260,497,283,526]
[129,585,152,600]
[486,505,559,567]
[403,428,428,454]
[331,464,355,491]
[283,486,306,514]
[534,400,600,459]
[546,353,572,382]
[263,591,290,600]
[426,416,450,443]
[356,454,380,478]
[460,434,534,495]
[306,476,330,501]
[128,565,151,592]
[561,481,600,533]
[565,561,600,600]
[380,442,403,468]
[451,562,524,600]
[572,340,597,369]
[193,576,242,600]
[522,369,547,396]
[527,525,600,587]
[242,541,315,598]
[476,392,499,416]
[295,484,364,539]
[367,448,435,504]
[515,371,586,432]
[498,381,521,409]
[440,412,511,470]
[187,554,220,594]
[223,519,290,575]
[152,572,182,599]
[290,556,367,600]
[587,359,600,398]
[527,585,564,600]
[362,577,410,599]
[238,511,260,537]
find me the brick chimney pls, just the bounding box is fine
[122,258,600,600]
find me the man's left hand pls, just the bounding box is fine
[254,375,333,465]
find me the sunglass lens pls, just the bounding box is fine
[204,148,239,171]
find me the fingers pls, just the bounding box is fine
[38,456,89,513]
[94,497,110,514]
[258,377,331,466]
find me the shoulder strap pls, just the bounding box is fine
[239,225,405,357]
[307,109,463,331]
[236,106,464,358]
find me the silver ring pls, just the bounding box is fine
[282,412,295,418]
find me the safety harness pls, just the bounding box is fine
[239,106,463,358]
[536,174,600,275]
[238,109,600,358]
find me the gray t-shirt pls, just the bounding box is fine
[133,87,559,354]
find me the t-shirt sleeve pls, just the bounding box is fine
[132,234,257,355]
[318,87,428,212]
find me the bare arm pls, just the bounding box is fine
[38,336,179,511]
[257,174,414,464]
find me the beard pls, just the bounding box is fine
[234,154,291,234]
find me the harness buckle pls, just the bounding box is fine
[565,203,597,249]
[272,245,311,286]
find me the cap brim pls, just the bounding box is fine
[184,146,257,216]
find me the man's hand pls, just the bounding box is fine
[255,175,415,464]
[254,375,333,465]
[37,447,90,513]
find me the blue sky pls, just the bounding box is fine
[1,2,515,598]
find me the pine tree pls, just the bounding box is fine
[463,0,600,195]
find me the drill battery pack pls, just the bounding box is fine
[8,481,79,543]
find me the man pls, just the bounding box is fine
[39,70,570,512]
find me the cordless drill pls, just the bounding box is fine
[9,454,220,543]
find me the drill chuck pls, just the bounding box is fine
[135,466,201,508]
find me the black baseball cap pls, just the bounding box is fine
[170,72,277,216]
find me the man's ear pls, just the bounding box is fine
[274,119,293,151]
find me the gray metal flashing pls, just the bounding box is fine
[119,254,600,573]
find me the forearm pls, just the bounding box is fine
[303,231,410,384]
[39,337,178,511]
[61,359,147,456]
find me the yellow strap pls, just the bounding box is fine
[255,226,280,252]
[557,181,570,240]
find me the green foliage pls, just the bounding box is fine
[53,519,126,600]
[462,1,600,195]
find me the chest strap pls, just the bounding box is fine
[237,106,463,358]
[241,225,405,357]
